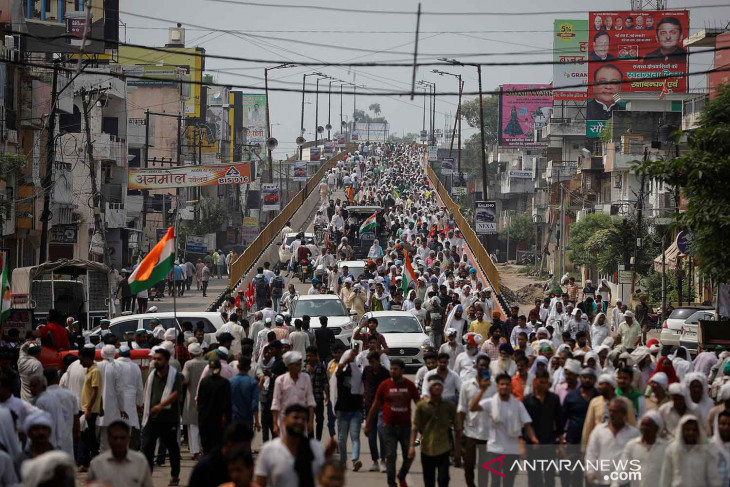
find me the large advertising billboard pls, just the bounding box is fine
[553,20,589,100]
[242,94,268,164]
[128,163,252,190]
[498,84,553,147]
[586,10,689,136]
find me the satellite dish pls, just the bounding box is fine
[266,137,279,150]
[295,136,306,146]
[317,126,325,134]
[325,123,332,131]
[341,121,347,128]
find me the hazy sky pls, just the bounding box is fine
[121,0,730,158]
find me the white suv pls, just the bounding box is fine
[289,294,355,346]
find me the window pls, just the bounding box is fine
[187,318,217,334]
[143,318,177,331]
[111,319,140,338]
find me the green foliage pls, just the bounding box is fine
[599,119,613,144]
[634,84,730,283]
[568,212,661,276]
[388,133,419,143]
[460,93,500,146]
[499,214,534,247]
[354,108,387,124]
[642,268,691,306]
[191,198,227,235]
[368,103,381,116]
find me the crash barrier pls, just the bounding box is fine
[227,147,353,293]
[425,163,502,295]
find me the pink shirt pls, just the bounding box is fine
[270,373,316,412]
[554,381,578,404]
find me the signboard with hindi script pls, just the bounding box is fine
[128,163,252,190]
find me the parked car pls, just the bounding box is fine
[264,193,279,204]
[353,311,432,368]
[277,233,317,266]
[680,309,718,354]
[288,295,355,346]
[660,306,714,348]
[475,211,494,222]
[86,311,225,344]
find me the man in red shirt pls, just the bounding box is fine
[365,359,419,487]
[38,309,71,351]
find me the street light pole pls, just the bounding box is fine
[432,69,463,171]
[264,63,295,181]
[300,73,309,159]
[327,80,333,141]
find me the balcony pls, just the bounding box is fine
[603,141,646,172]
[93,133,127,165]
[682,95,707,132]
[540,118,586,138]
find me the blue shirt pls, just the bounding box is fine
[173,265,184,281]
[561,387,597,445]
[229,373,259,424]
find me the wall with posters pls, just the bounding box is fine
[498,84,553,147]
[586,10,689,136]
[553,20,589,100]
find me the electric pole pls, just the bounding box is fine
[39,63,59,264]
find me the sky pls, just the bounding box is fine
[121,0,730,158]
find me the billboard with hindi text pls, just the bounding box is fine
[553,19,589,100]
[498,84,553,147]
[129,163,252,190]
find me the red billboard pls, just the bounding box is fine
[498,84,553,148]
[587,10,689,122]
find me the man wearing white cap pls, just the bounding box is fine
[438,328,464,370]
[31,370,78,459]
[617,410,667,487]
[97,344,128,451]
[618,311,641,351]
[582,374,636,448]
[659,382,699,439]
[585,398,640,486]
[115,345,144,441]
[271,351,315,438]
[218,312,245,359]
[19,410,56,463]
[181,342,206,459]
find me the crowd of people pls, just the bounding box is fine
[0,143,728,487]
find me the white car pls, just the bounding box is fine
[86,311,225,344]
[660,306,714,348]
[355,311,432,368]
[680,309,718,354]
[289,294,355,346]
[278,233,317,265]
[338,260,368,280]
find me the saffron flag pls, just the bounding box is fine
[128,227,175,294]
[359,212,377,235]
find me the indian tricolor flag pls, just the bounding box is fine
[128,227,175,294]
[359,212,377,235]
[402,252,419,294]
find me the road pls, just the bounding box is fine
[98,188,537,486]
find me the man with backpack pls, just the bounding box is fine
[253,267,270,311]
[270,269,285,313]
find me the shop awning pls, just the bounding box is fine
[654,240,686,272]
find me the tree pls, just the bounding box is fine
[635,84,730,284]
[368,103,381,116]
[460,92,500,146]
[191,197,227,235]
[388,133,419,144]
[567,213,614,270]
[499,214,535,248]
[354,108,387,124]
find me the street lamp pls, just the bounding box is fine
[264,63,295,180]
[417,80,436,145]
[312,73,331,149]
[432,69,464,172]
[299,73,312,159]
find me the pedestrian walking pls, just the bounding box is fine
[197,358,232,454]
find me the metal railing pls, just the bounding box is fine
[425,163,501,293]
[228,149,350,290]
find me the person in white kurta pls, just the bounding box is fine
[615,411,668,487]
[96,345,126,451]
[34,373,79,458]
[17,341,43,402]
[114,346,145,430]
[659,413,722,487]
[60,357,87,406]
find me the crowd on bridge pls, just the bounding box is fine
[0,143,727,487]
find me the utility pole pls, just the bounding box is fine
[39,63,59,264]
[477,65,488,202]
[80,87,110,268]
[559,182,566,278]
[631,148,648,295]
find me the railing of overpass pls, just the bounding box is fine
[425,163,502,294]
[227,148,351,293]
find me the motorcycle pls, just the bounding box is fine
[299,258,311,283]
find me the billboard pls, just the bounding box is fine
[586,11,689,136]
[553,19,589,100]
[310,147,321,162]
[352,122,388,142]
[128,163,252,190]
[293,160,307,181]
[474,201,497,235]
[242,94,268,164]
[441,158,454,175]
[324,141,335,156]
[261,183,280,211]
[498,84,553,147]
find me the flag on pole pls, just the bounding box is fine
[128,227,175,294]
[359,212,377,235]
[658,79,670,100]
[0,252,10,324]
[245,282,256,310]
[402,252,419,295]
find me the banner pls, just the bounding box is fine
[420,130,428,142]
[186,235,207,254]
[261,183,280,211]
[241,217,259,244]
[129,163,252,190]
[428,146,438,162]
[242,94,268,163]
[441,158,454,175]
[553,19,589,100]
[310,147,321,162]
[474,201,497,235]
[498,84,553,147]
[324,141,335,156]
[586,11,689,136]
[336,135,346,148]
[293,160,307,181]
